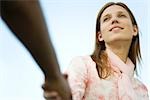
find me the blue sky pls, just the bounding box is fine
[0,0,149,99]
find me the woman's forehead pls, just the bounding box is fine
[101,5,129,18]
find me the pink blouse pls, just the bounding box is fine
[65,49,149,100]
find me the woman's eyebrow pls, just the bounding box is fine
[101,11,126,20]
[102,14,110,19]
[117,11,126,14]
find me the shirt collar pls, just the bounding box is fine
[106,48,135,78]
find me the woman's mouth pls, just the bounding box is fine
[109,26,124,31]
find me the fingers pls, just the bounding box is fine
[44,91,62,100]
[42,79,50,91]
[63,74,68,79]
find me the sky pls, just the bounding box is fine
[0,0,149,100]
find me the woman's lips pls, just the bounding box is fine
[109,26,124,31]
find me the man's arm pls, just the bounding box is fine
[1,0,60,79]
[1,1,71,99]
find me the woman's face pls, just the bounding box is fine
[99,5,137,44]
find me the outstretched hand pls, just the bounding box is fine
[42,74,72,100]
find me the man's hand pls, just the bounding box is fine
[42,75,72,100]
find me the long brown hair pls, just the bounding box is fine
[91,2,141,79]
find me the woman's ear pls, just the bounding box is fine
[132,25,138,36]
[98,31,103,41]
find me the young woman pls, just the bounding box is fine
[43,2,149,100]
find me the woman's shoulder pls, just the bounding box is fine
[66,55,95,70]
[70,55,95,66]
[133,78,148,93]
[65,56,94,79]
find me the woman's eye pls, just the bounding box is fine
[119,14,126,17]
[103,17,109,22]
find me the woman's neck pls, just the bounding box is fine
[105,41,131,63]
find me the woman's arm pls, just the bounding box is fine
[66,56,88,99]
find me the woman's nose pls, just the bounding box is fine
[112,19,119,24]
[111,17,119,24]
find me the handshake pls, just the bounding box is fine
[42,74,72,100]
